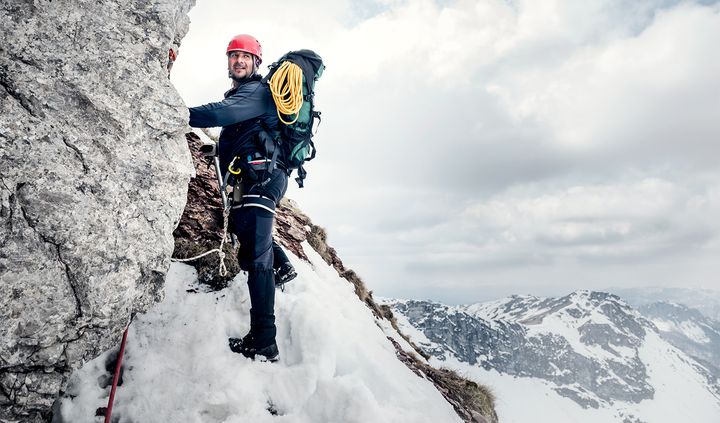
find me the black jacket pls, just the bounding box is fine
[188,75,280,174]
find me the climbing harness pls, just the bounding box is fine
[268,60,304,124]
[232,194,277,215]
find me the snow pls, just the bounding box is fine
[376,315,419,357]
[435,356,622,423]
[60,243,461,423]
[630,330,720,422]
[465,295,540,321]
[652,318,711,343]
[473,292,641,364]
[434,345,720,423]
[524,309,634,363]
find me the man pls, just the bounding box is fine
[188,34,293,361]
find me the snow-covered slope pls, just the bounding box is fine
[387,291,720,423]
[58,244,461,423]
[638,301,720,384]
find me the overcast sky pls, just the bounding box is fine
[172,0,720,304]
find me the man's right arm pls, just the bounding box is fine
[189,83,266,128]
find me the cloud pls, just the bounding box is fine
[462,177,718,258]
[491,2,720,160]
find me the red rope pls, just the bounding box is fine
[104,326,129,423]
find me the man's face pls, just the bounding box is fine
[227,50,255,81]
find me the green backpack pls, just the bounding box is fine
[262,50,325,187]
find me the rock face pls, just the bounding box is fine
[0,0,195,420]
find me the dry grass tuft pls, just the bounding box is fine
[432,367,497,423]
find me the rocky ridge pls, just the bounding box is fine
[0,0,195,421]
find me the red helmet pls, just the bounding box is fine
[226,34,262,64]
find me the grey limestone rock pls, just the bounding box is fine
[0,0,195,420]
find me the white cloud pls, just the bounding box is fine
[462,178,715,253]
[492,2,720,155]
[467,178,683,224]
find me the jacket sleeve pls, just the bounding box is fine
[188,83,268,128]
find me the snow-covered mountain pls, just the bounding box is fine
[638,301,720,382]
[610,287,720,322]
[386,291,720,423]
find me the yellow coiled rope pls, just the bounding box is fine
[268,61,304,125]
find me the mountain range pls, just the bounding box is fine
[386,290,720,423]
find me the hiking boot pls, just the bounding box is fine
[228,335,279,362]
[275,263,297,286]
[228,334,252,354]
[242,342,279,362]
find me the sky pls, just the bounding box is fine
[172,0,720,304]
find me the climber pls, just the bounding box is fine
[187,34,293,362]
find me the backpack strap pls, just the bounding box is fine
[295,164,307,188]
[264,145,280,182]
[257,119,284,171]
[305,139,316,162]
[312,110,321,135]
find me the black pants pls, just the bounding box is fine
[231,168,288,348]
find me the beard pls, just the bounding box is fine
[229,71,248,82]
[228,63,256,83]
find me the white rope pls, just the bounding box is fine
[172,206,230,277]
